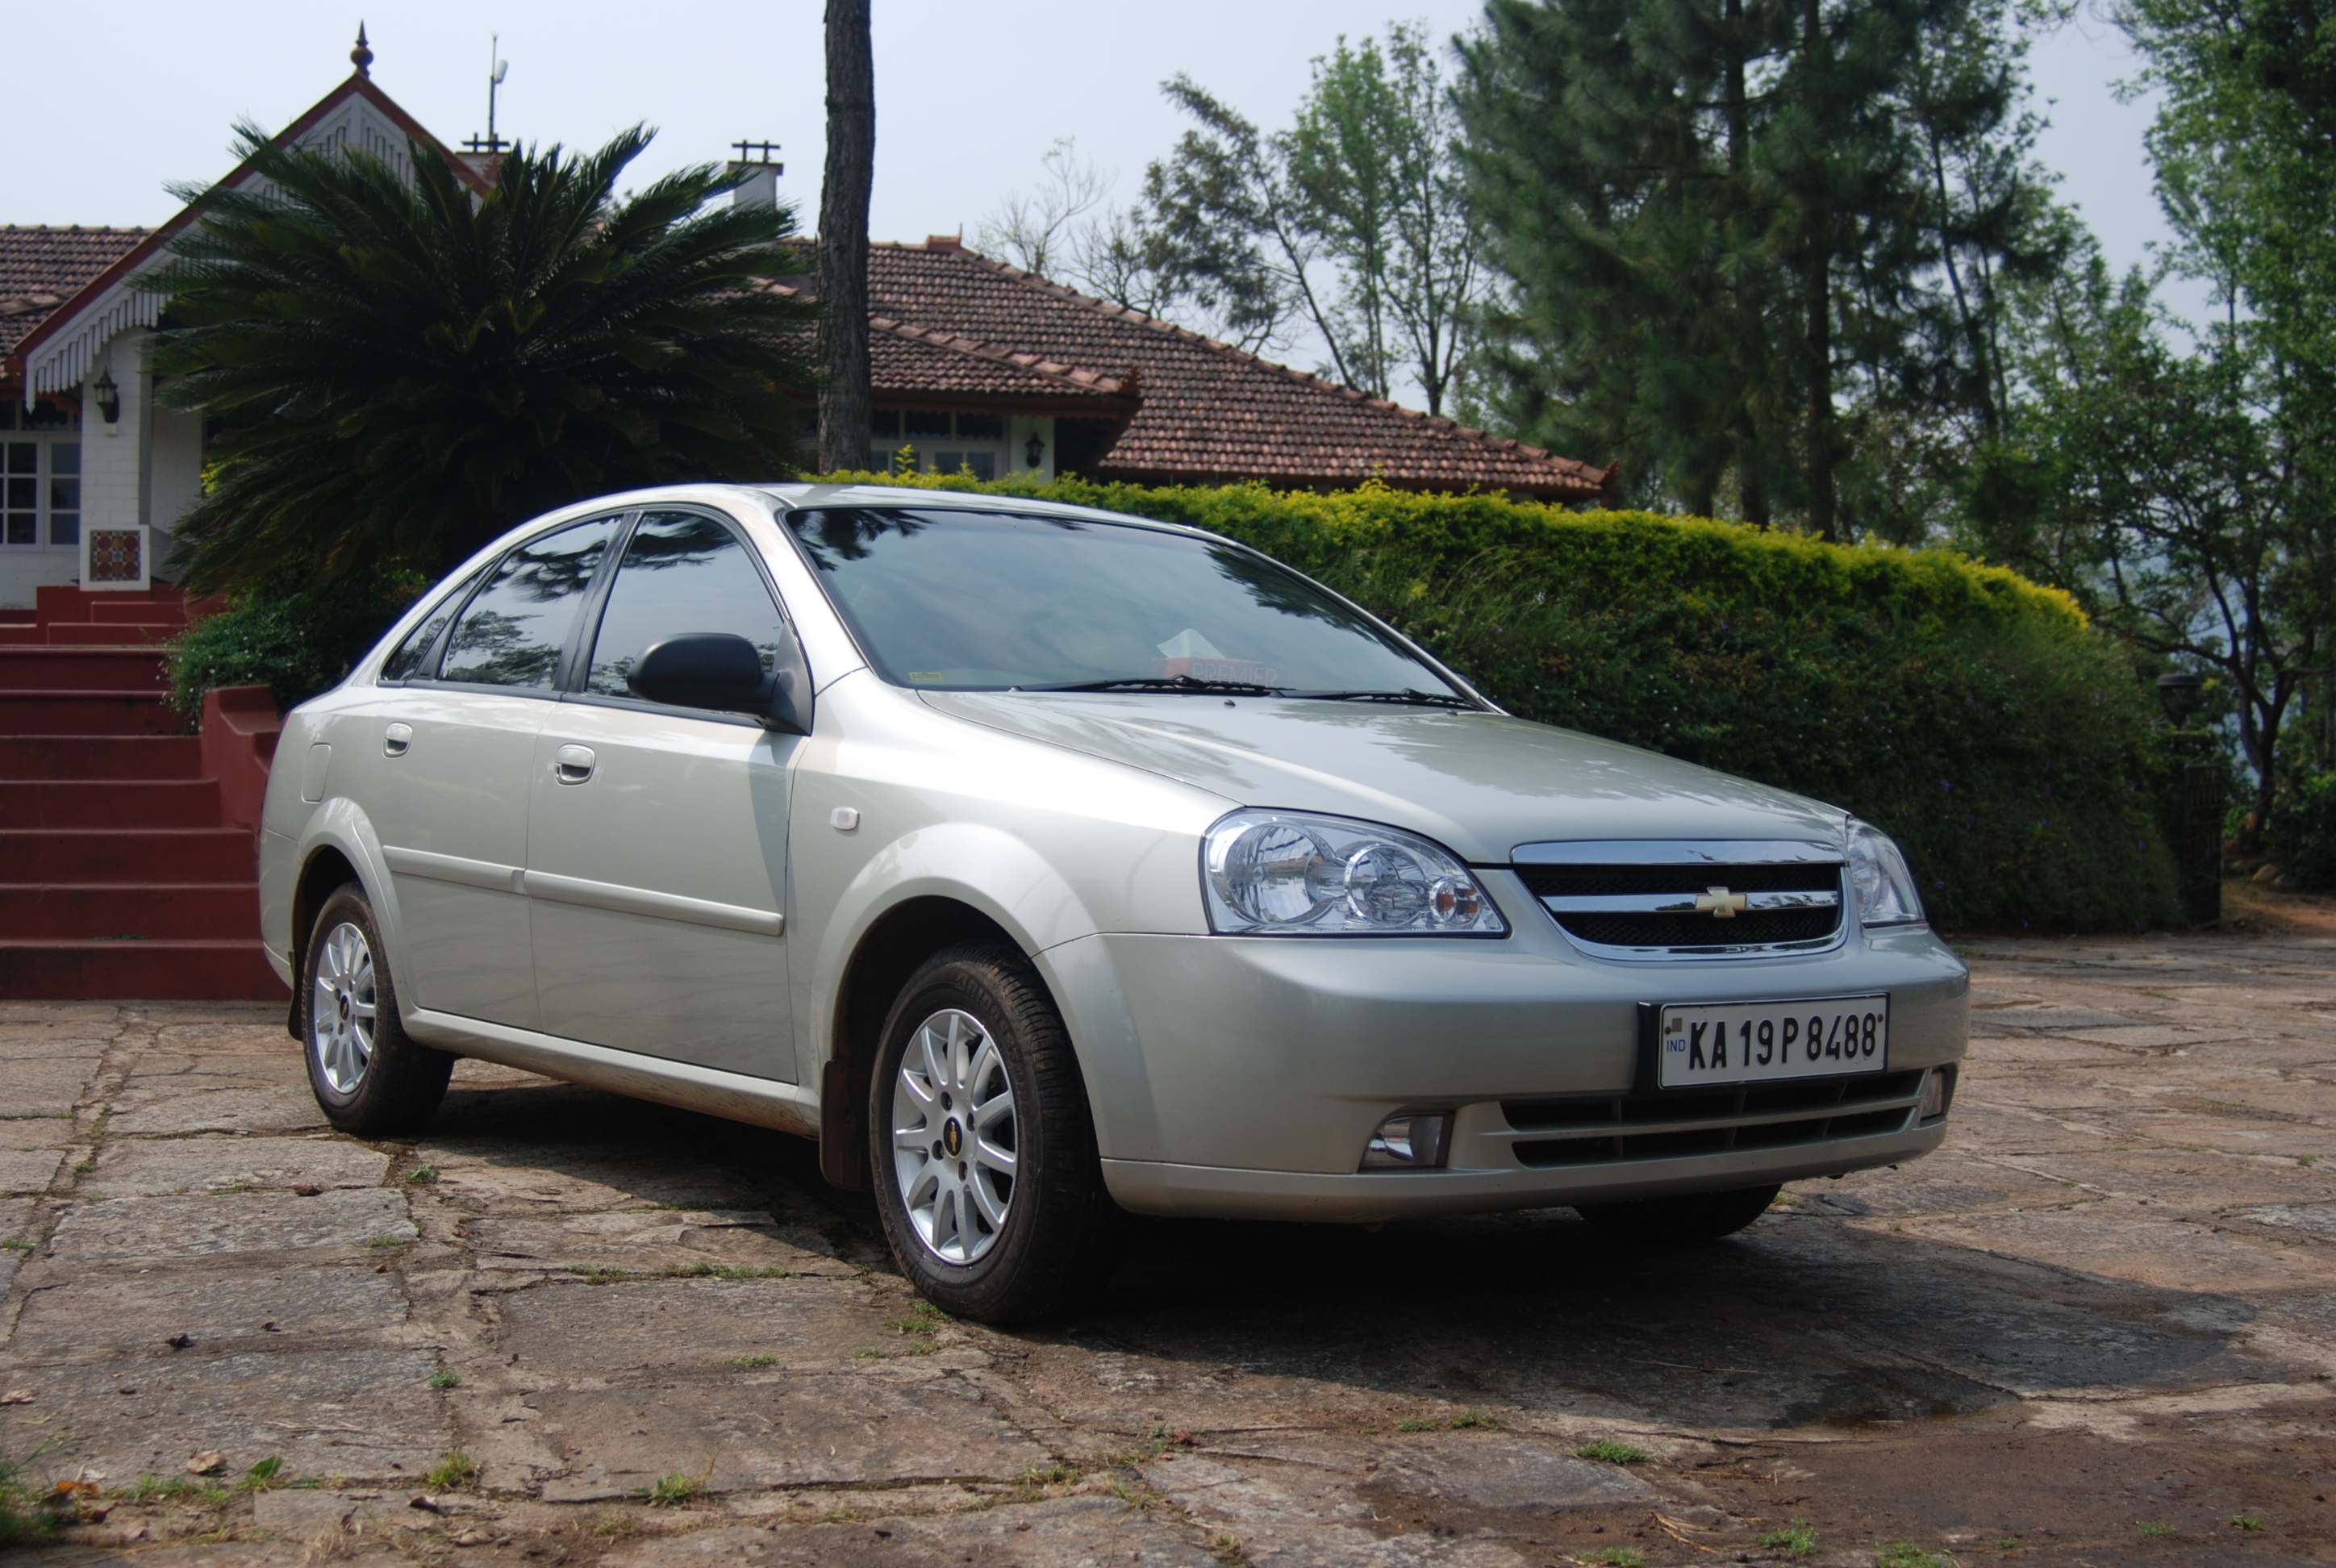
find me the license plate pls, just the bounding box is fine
[1658,995,1888,1089]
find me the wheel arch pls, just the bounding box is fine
[819,895,1025,1191]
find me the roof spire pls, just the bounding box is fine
[351,23,374,78]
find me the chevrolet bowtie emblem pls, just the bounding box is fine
[1695,886,1749,919]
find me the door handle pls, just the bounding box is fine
[383,723,413,758]
[553,744,597,785]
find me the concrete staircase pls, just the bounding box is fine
[0,586,286,999]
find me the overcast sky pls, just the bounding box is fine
[14,2,2201,375]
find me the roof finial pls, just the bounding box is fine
[351,23,374,77]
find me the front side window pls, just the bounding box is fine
[439,516,620,688]
[786,507,1462,699]
[585,511,803,700]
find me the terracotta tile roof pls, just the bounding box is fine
[864,241,1615,502]
[0,227,147,358]
[868,317,1138,411]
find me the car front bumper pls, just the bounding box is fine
[1042,886,1967,1222]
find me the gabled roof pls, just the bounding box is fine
[7,72,492,398]
[0,228,147,362]
[866,241,1614,503]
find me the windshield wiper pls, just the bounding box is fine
[1286,688,1483,710]
[1021,675,1291,696]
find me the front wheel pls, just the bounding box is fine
[302,883,453,1136]
[868,945,1122,1323]
[1575,1182,1782,1244]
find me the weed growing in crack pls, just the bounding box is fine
[407,1165,439,1183]
[2232,1515,2263,1531]
[1574,1441,1646,1465]
[126,1474,227,1506]
[364,1235,407,1249]
[1875,1544,1952,1567]
[1755,1518,1817,1556]
[1587,1549,1645,1568]
[1395,1419,1440,1432]
[0,1445,63,1549]
[724,1354,779,1368]
[422,1451,476,1491]
[2138,1521,2180,1538]
[237,1457,285,1491]
[1447,1409,1498,1430]
[0,1240,30,1252]
[643,1473,702,1507]
[427,1371,460,1390]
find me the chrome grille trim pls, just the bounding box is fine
[1509,840,1848,960]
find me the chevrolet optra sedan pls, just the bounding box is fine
[261,484,1968,1320]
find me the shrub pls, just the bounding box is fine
[169,567,423,720]
[817,469,2179,930]
[2267,768,2336,889]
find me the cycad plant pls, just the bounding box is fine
[148,124,816,590]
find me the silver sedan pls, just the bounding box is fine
[259,485,1968,1320]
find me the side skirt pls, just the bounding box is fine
[407,1007,821,1140]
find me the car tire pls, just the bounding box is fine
[1575,1182,1782,1244]
[301,882,453,1136]
[868,945,1123,1323]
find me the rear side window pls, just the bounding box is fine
[440,516,622,688]
[379,565,486,682]
[584,511,807,701]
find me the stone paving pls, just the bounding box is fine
[2,932,2334,1566]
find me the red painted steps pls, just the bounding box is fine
[0,584,282,1000]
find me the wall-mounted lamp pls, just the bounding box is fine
[1024,430,1045,469]
[93,368,122,425]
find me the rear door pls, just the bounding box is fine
[524,508,807,1079]
[350,515,624,1027]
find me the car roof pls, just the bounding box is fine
[753,482,1213,540]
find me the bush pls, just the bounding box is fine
[169,568,423,720]
[820,469,2179,930]
[2268,769,2336,890]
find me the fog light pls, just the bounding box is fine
[1919,1067,1950,1122]
[1361,1111,1451,1171]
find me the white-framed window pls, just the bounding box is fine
[869,409,1007,481]
[0,401,82,552]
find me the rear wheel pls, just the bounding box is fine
[302,883,453,1136]
[1575,1182,1782,1244]
[869,945,1122,1323]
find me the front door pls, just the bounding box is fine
[526,510,803,1080]
[354,515,624,1026]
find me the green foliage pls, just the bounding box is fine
[1573,1440,1648,1465]
[0,1446,60,1549]
[422,1450,476,1491]
[167,569,423,719]
[1875,1545,1951,1568]
[820,469,2178,930]
[1758,1518,1819,1556]
[643,1472,703,1507]
[2267,767,2336,888]
[146,123,817,592]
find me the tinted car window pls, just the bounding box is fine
[379,565,487,682]
[440,516,621,688]
[786,507,1455,695]
[585,511,803,699]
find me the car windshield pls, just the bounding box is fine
[785,507,1467,699]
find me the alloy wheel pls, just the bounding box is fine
[311,920,378,1095]
[890,1007,1018,1265]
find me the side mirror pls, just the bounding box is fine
[628,634,804,731]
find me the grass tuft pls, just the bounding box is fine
[1395,1418,1441,1432]
[1587,1549,1646,1567]
[724,1353,779,1368]
[2138,1521,2180,1538]
[1875,1545,1951,1568]
[643,1472,702,1507]
[1573,1440,1647,1465]
[236,1456,285,1491]
[427,1370,460,1390]
[1448,1409,1499,1430]
[421,1450,476,1491]
[407,1164,439,1183]
[1755,1518,1817,1557]
[2231,1514,2263,1531]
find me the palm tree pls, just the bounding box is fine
[148,124,817,590]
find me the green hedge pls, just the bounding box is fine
[825,469,2179,931]
[169,569,423,721]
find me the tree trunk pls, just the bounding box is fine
[1725,0,1770,528]
[816,0,875,473]
[1801,0,1838,542]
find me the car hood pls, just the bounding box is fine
[920,692,1846,862]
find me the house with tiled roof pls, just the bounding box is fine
[2,39,1611,611]
[804,239,1614,503]
[0,34,493,610]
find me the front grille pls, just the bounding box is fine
[1515,860,1844,953]
[1504,1070,1921,1168]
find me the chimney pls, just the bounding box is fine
[925,234,962,255]
[730,140,782,208]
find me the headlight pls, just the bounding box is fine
[1846,819,1925,927]
[1201,810,1508,936]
